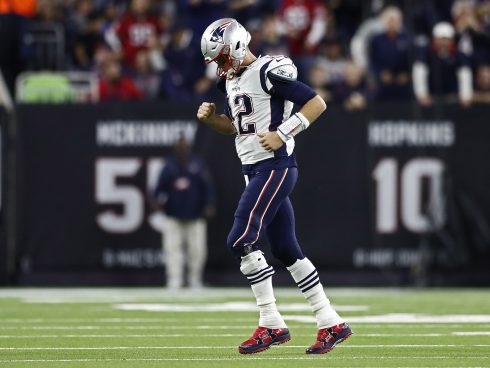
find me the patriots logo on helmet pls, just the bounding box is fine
[210,21,233,43]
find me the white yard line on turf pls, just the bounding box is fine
[283,314,490,324]
[353,333,490,337]
[0,345,488,350]
[0,318,260,323]
[1,318,489,329]
[4,326,488,336]
[0,334,247,338]
[0,366,488,368]
[1,331,490,338]
[0,357,488,363]
[0,334,467,339]
[0,326,259,330]
[110,307,490,324]
[0,287,433,301]
[114,302,368,312]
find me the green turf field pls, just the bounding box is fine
[0,288,489,367]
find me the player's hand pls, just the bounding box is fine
[197,102,216,124]
[258,132,284,152]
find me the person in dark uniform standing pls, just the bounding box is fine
[369,6,412,101]
[153,137,215,289]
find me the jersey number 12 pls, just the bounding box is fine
[234,94,256,135]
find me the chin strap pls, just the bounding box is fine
[226,68,236,80]
[217,58,242,80]
[277,112,310,142]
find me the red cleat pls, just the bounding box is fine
[238,326,291,354]
[306,323,352,354]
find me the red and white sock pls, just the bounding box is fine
[240,251,287,329]
[287,257,343,329]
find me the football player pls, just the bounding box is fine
[197,18,352,355]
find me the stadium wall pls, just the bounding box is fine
[9,102,490,286]
[0,108,6,284]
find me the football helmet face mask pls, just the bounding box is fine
[201,18,251,80]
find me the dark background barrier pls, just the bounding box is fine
[11,102,490,286]
[0,108,6,284]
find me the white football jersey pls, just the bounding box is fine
[225,55,296,165]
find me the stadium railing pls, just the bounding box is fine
[16,71,99,103]
[25,22,65,71]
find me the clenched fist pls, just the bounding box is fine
[197,102,216,124]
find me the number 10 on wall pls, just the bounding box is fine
[372,157,446,234]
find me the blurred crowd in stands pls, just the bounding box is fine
[1,0,490,108]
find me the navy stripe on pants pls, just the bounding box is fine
[227,167,304,265]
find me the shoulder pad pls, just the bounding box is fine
[267,57,297,82]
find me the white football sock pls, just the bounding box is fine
[240,251,287,329]
[287,257,343,329]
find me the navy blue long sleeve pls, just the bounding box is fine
[267,73,317,105]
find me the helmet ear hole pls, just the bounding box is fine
[235,41,241,50]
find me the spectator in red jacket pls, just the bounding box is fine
[99,59,144,100]
[113,0,166,69]
[279,0,327,81]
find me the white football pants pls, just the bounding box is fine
[163,217,207,289]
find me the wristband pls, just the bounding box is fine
[277,112,310,142]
